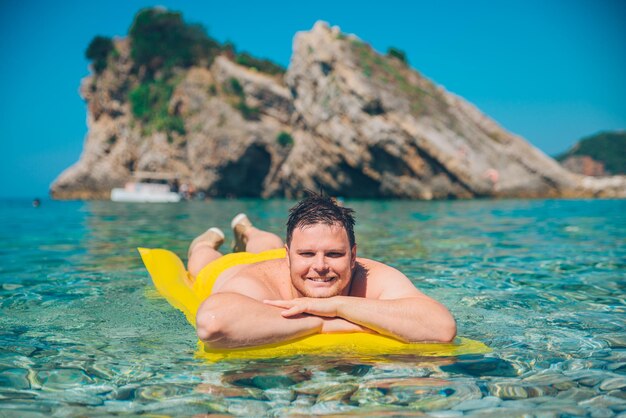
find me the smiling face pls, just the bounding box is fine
[286,223,357,298]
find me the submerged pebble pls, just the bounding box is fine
[137,394,219,415]
[600,377,626,391]
[364,377,450,389]
[0,400,58,414]
[498,398,540,409]
[579,394,626,409]
[556,387,597,402]
[0,368,30,390]
[316,383,358,402]
[608,351,626,362]
[608,362,626,373]
[350,387,387,405]
[441,356,517,377]
[309,400,356,414]
[488,382,529,400]
[452,395,501,411]
[226,398,270,416]
[522,370,576,390]
[250,375,297,390]
[292,393,315,407]
[37,389,104,406]
[409,395,462,412]
[406,383,482,411]
[194,383,264,399]
[465,407,525,417]
[590,407,616,418]
[609,390,626,400]
[264,387,296,404]
[563,358,608,371]
[293,379,346,395]
[429,410,464,417]
[109,384,138,401]
[37,368,94,389]
[0,389,36,401]
[134,383,188,400]
[564,369,606,387]
[600,334,626,348]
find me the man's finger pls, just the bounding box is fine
[281,305,306,317]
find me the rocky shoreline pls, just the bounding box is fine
[51,21,626,200]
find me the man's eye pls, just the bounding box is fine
[327,252,344,258]
[300,252,315,257]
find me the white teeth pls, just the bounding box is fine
[307,277,335,282]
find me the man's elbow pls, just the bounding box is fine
[437,317,457,343]
[196,309,227,346]
[413,311,456,343]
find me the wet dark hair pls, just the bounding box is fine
[286,192,356,247]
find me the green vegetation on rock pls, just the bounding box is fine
[223,42,285,75]
[86,7,286,135]
[125,8,219,135]
[555,131,626,174]
[236,102,261,121]
[236,52,285,75]
[128,8,284,78]
[123,8,283,132]
[129,77,185,136]
[229,78,244,97]
[386,47,408,65]
[129,8,220,77]
[348,40,448,118]
[85,36,115,74]
[276,131,294,148]
[227,77,260,121]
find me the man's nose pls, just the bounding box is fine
[312,254,328,271]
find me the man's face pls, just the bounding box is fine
[286,223,356,298]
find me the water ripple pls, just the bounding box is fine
[0,198,624,416]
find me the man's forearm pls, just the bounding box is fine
[264,295,456,342]
[321,317,373,334]
[334,296,456,343]
[196,293,323,348]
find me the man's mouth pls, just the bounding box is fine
[306,276,336,283]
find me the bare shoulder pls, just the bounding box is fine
[354,257,424,299]
[212,257,290,301]
[355,257,406,280]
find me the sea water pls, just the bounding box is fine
[1,198,625,417]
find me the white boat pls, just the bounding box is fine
[111,171,182,203]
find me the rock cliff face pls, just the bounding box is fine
[51,22,626,199]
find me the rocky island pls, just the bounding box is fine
[51,9,626,199]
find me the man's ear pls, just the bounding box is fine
[351,244,357,269]
[285,244,290,268]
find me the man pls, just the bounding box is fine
[188,193,456,348]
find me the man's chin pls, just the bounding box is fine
[299,283,340,298]
[305,290,336,298]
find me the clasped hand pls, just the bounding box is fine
[263,297,341,318]
[265,297,370,334]
[265,297,376,334]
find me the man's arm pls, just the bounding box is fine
[196,277,322,348]
[265,263,456,343]
[320,317,374,334]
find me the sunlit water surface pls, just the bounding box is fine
[1,198,625,417]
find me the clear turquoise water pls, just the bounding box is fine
[1,198,625,417]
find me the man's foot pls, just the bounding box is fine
[231,213,253,252]
[188,227,225,258]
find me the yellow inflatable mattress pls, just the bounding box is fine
[138,247,490,361]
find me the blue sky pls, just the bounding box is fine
[1,0,624,198]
